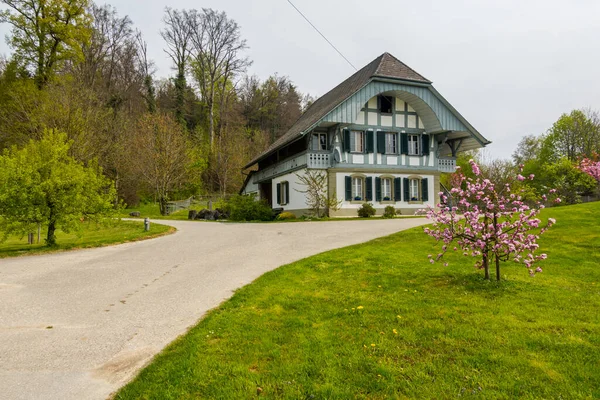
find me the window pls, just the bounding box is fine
[378,95,393,114]
[410,179,420,202]
[278,181,289,205]
[311,133,327,151]
[385,133,397,154]
[408,134,420,155]
[382,178,392,200]
[352,131,364,153]
[352,177,364,201]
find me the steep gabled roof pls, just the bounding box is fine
[244,53,431,169]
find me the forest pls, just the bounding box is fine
[0,0,313,215]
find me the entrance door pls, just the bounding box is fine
[260,182,273,207]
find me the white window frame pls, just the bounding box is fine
[352,131,364,153]
[409,178,420,202]
[352,176,364,201]
[382,178,392,200]
[385,132,397,154]
[408,134,420,155]
[312,133,327,151]
[280,181,289,205]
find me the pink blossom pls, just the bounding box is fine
[422,160,555,279]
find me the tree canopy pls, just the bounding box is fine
[0,130,116,245]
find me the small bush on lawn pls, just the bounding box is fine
[277,212,297,221]
[357,203,376,218]
[383,205,396,218]
[224,195,273,221]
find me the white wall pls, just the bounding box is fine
[335,172,436,211]
[271,169,310,211]
[241,176,259,197]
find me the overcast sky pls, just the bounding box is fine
[1,0,599,159]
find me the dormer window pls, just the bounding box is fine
[378,95,393,115]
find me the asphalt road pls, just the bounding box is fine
[0,218,429,400]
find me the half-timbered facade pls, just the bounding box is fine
[241,53,490,216]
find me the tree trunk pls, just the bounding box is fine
[493,212,501,281]
[158,195,169,216]
[208,89,215,148]
[46,220,57,247]
[175,71,186,125]
[483,250,490,280]
[495,255,501,281]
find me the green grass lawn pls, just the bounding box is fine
[117,202,599,399]
[0,220,174,258]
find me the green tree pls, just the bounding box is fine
[544,109,600,162]
[0,0,92,88]
[0,130,117,246]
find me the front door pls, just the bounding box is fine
[260,182,273,207]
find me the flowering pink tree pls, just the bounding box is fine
[580,157,600,184]
[423,160,560,281]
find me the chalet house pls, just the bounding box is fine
[241,53,490,216]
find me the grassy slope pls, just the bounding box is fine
[0,220,174,258]
[116,203,599,399]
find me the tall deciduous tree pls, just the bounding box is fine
[161,7,195,125]
[0,0,92,88]
[190,8,251,147]
[544,109,600,162]
[0,130,116,246]
[127,113,190,215]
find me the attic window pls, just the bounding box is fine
[378,95,393,114]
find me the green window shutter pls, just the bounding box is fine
[365,177,373,201]
[366,130,374,153]
[343,129,350,152]
[276,183,281,205]
[422,135,430,156]
[394,178,401,201]
[375,177,382,201]
[285,182,290,204]
[403,178,410,202]
[400,133,409,155]
[422,178,429,202]
[345,176,352,201]
[377,132,386,154]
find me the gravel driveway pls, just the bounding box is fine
[0,218,429,400]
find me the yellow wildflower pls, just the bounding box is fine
[357,306,364,310]
[393,329,398,334]
[371,343,376,347]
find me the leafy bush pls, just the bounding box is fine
[357,203,376,218]
[224,195,273,221]
[277,212,297,221]
[383,205,396,219]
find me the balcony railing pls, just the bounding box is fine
[438,157,457,173]
[307,152,332,169]
[253,151,333,183]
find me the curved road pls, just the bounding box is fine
[0,218,429,400]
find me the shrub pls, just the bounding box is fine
[225,195,273,222]
[382,205,396,219]
[357,203,376,218]
[277,212,297,221]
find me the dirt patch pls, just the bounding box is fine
[93,347,157,385]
